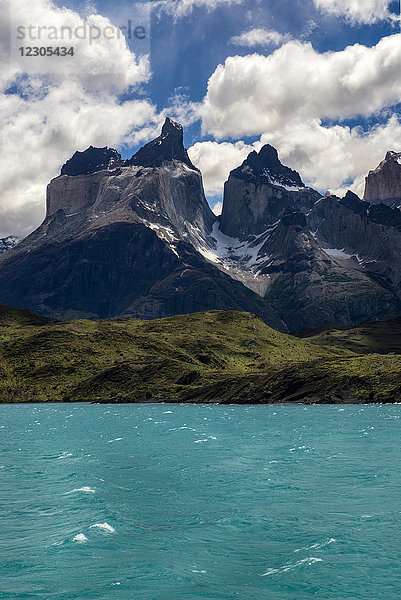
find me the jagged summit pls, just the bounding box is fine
[220,143,318,237]
[231,144,305,189]
[59,118,196,180]
[364,150,401,206]
[2,119,401,332]
[385,150,401,162]
[61,146,122,177]
[127,117,196,169]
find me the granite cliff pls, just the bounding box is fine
[1,123,401,331]
[364,151,401,206]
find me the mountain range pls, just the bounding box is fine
[1,117,401,332]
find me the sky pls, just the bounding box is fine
[0,0,400,237]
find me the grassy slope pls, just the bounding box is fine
[1,305,400,404]
[304,316,401,355]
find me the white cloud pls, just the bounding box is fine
[189,116,401,203]
[212,201,223,215]
[200,35,401,139]
[313,0,397,25]
[188,140,254,196]
[230,28,292,48]
[0,0,156,238]
[156,0,243,19]
[261,115,401,197]
[196,33,401,198]
[7,1,150,92]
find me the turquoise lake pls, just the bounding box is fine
[1,403,401,599]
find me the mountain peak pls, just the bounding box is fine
[364,150,401,206]
[385,150,401,162]
[161,117,183,137]
[127,117,196,169]
[230,144,304,188]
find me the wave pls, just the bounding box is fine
[261,557,323,577]
[57,452,73,459]
[90,522,115,533]
[65,486,96,494]
[294,538,336,553]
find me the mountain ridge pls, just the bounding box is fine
[1,119,401,331]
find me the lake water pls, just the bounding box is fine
[1,403,401,599]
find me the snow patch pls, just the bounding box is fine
[146,222,180,257]
[197,221,277,274]
[261,170,305,192]
[323,248,353,259]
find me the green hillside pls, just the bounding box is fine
[0,305,400,404]
[303,315,401,355]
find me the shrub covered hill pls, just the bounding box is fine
[1,304,401,404]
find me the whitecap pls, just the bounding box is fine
[163,411,173,414]
[73,533,88,543]
[194,439,208,443]
[261,557,323,577]
[294,538,336,553]
[57,452,73,459]
[66,487,96,495]
[90,522,115,533]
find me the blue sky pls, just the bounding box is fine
[1,0,401,236]
[51,0,400,150]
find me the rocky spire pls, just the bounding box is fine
[220,144,318,237]
[364,150,401,206]
[230,144,304,188]
[127,117,197,169]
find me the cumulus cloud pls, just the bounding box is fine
[313,0,397,25]
[195,33,401,198]
[230,28,292,48]
[200,35,401,139]
[0,0,156,238]
[188,140,254,196]
[189,117,401,202]
[156,0,243,19]
[212,201,223,215]
[262,115,401,197]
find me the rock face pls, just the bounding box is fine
[0,119,284,330]
[127,118,196,169]
[2,121,401,332]
[364,151,401,206]
[61,146,122,177]
[220,144,320,237]
[207,150,401,329]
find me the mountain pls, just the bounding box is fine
[0,119,284,329]
[364,151,401,206]
[1,304,401,404]
[205,151,400,330]
[1,122,401,331]
[0,237,19,255]
[220,144,319,237]
[308,190,401,307]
